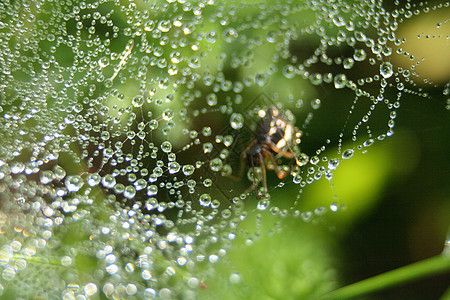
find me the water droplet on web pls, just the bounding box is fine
[255,73,269,86]
[343,58,354,69]
[162,109,174,121]
[311,98,321,110]
[282,64,296,78]
[182,165,195,176]
[267,31,277,43]
[293,174,302,184]
[203,142,213,153]
[310,156,320,165]
[229,273,241,284]
[380,62,394,78]
[149,119,158,130]
[310,73,323,85]
[342,149,354,159]
[223,28,238,43]
[210,158,223,172]
[60,256,73,267]
[84,283,98,296]
[65,175,84,192]
[363,139,375,147]
[199,194,212,207]
[257,199,270,211]
[330,202,339,212]
[2,268,16,281]
[102,174,116,189]
[353,49,367,61]
[206,93,218,106]
[202,127,212,136]
[53,165,66,180]
[203,178,213,187]
[328,158,340,170]
[161,141,172,153]
[123,186,137,199]
[40,170,54,184]
[230,113,244,130]
[334,74,347,89]
[147,185,158,196]
[168,162,180,174]
[132,95,144,107]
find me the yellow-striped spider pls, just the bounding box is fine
[237,106,302,199]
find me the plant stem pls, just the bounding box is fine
[321,254,450,299]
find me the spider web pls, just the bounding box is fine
[0,0,448,298]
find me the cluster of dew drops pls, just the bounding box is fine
[0,0,445,298]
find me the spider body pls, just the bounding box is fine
[240,106,301,198]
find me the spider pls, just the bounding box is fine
[237,106,302,198]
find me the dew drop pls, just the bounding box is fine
[162,109,174,121]
[330,202,339,212]
[334,73,347,89]
[343,58,354,69]
[224,135,234,147]
[342,149,354,159]
[87,173,101,187]
[363,139,375,147]
[132,95,144,107]
[209,158,223,172]
[310,73,323,85]
[353,49,367,61]
[203,178,213,187]
[282,64,296,79]
[2,268,16,281]
[223,28,238,43]
[202,127,212,136]
[84,283,98,296]
[203,142,213,153]
[199,194,211,207]
[65,175,84,192]
[206,93,218,106]
[266,31,277,43]
[257,199,270,211]
[40,170,54,184]
[255,73,268,86]
[209,254,219,263]
[168,162,180,174]
[229,273,241,284]
[297,153,309,166]
[123,186,137,199]
[380,62,394,78]
[149,120,158,130]
[230,113,244,130]
[311,98,321,110]
[102,174,116,189]
[147,185,158,196]
[328,158,340,170]
[161,141,172,153]
[182,165,195,176]
[293,174,302,184]
[60,256,73,267]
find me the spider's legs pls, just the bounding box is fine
[259,152,268,198]
[285,142,302,166]
[242,152,268,199]
[242,152,264,197]
[245,153,267,199]
[268,141,301,166]
[264,151,290,179]
[227,140,257,181]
